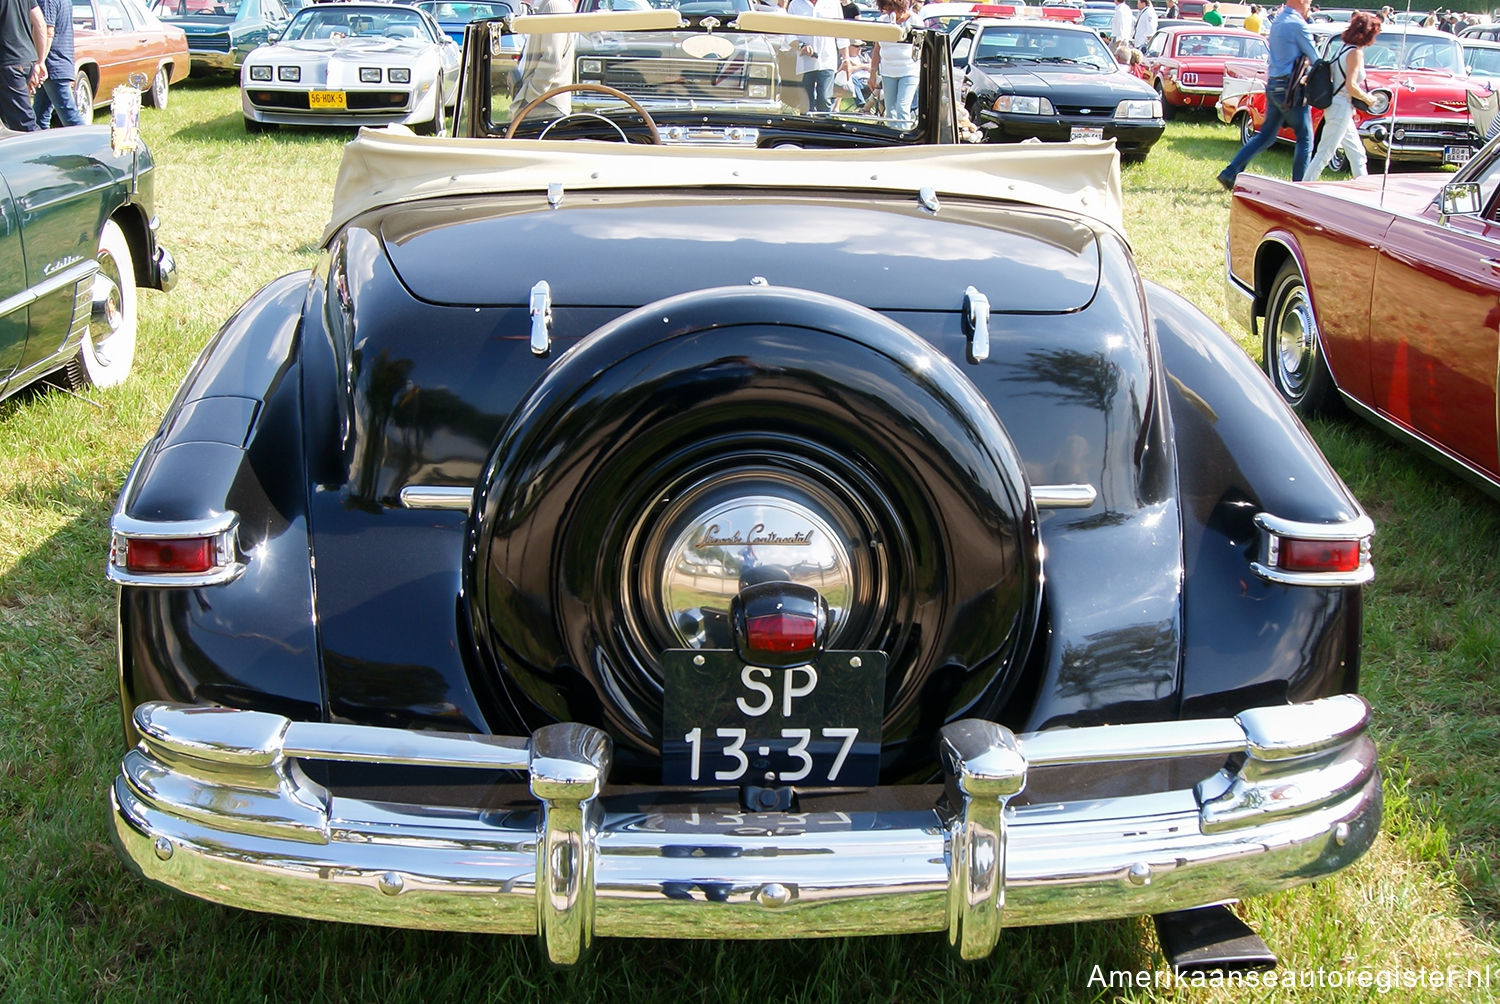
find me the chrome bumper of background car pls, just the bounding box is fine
[111,696,1379,965]
[152,245,178,293]
[1358,118,1475,161]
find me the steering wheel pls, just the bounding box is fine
[504,83,662,144]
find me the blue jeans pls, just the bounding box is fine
[803,68,835,113]
[0,65,38,131]
[882,73,918,128]
[33,76,88,128]
[1222,76,1314,183]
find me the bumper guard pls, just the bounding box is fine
[111,695,1380,964]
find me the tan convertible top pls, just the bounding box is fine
[325,128,1126,244]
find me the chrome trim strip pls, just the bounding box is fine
[398,485,474,510]
[0,260,99,321]
[111,695,1378,959]
[1251,512,1375,587]
[1029,484,1096,509]
[1339,394,1500,503]
[106,511,246,588]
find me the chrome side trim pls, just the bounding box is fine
[1338,394,1500,503]
[1029,484,1096,509]
[398,485,474,510]
[106,510,246,588]
[1251,512,1375,587]
[406,482,1103,514]
[0,259,98,322]
[111,695,1379,961]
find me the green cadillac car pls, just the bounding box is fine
[0,123,175,401]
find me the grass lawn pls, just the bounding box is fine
[1,79,1497,1002]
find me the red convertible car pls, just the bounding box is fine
[1140,24,1267,113]
[1225,140,1500,495]
[1217,25,1483,170]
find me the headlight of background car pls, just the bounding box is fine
[278,65,300,82]
[389,67,410,84]
[993,95,1053,115]
[1115,98,1161,119]
[360,67,382,83]
[249,64,272,82]
[579,58,602,77]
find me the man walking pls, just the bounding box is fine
[0,0,46,130]
[1111,0,1133,48]
[790,0,843,113]
[1217,0,1321,188]
[33,0,83,127]
[1133,0,1157,51]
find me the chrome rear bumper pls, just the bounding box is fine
[111,696,1380,964]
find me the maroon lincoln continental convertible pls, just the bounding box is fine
[1225,143,1500,496]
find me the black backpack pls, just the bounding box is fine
[1305,46,1351,110]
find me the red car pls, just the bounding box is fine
[1141,24,1267,113]
[1225,141,1500,495]
[1218,26,1483,169]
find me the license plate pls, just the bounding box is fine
[633,810,857,837]
[661,649,885,787]
[309,90,346,110]
[1444,144,1473,165]
[1070,126,1105,142]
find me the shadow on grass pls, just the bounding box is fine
[171,112,362,145]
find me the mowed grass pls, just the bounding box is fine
[1,81,1498,1002]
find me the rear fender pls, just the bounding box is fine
[115,271,324,743]
[1149,281,1365,716]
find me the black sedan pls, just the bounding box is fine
[954,19,1165,160]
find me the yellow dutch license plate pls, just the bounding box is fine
[308,91,347,110]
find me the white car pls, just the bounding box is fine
[241,3,460,132]
[1463,37,1500,93]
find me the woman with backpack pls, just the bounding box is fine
[1303,11,1383,180]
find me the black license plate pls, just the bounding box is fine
[661,649,885,787]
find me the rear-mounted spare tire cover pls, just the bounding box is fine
[465,286,1041,783]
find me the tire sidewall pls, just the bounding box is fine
[149,67,169,109]
[74,75,94,122]
[1264,259,1331,415]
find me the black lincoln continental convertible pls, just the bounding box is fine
[107,10,1379,968]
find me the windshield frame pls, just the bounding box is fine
[453,12,960,146]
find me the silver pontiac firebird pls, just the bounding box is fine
[240,2,461,133]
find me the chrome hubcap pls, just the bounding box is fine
[660,494,855,649]
[1274,290,1315,397]
[626,465,883,672]
[90,259,124,366]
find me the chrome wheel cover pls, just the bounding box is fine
[1273,282,1316,400]
[624,465,885,679]
[89,256,126,368]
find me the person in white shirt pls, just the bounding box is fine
[869,0,920,126]
[1111,0,1133,47]
[1133,0,1157,50]
[790,0,844,112]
